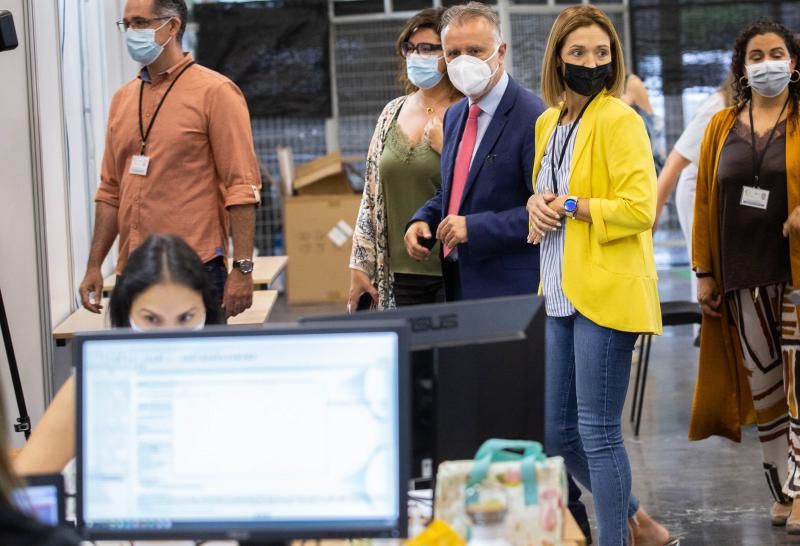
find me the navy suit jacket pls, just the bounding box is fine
[410,75,546,300]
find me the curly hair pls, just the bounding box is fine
[730,19,800,114]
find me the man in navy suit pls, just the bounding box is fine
[403,4,592,542]
[404,2,544,302]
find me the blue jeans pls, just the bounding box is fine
[545,313,639,546]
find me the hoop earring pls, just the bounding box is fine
[791,70,800,84]
[739,75,749,87]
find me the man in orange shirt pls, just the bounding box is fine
[79,0,261,319]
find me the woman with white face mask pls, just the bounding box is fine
[14,235,224,476]
[691,20,800,533]
[348,8,462,312]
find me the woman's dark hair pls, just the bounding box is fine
[730,19,800,115]
[109,234,223,327]
[394,7,461,101]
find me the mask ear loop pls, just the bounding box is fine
[155,17,175,48]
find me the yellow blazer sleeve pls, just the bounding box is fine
[589,111,657,243]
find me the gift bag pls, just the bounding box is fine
[434,439,567,546]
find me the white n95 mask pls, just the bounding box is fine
[446,46,500,98]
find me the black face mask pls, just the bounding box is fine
[563,62,612,96]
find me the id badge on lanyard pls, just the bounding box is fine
[740,186,769,209]
[129,154,150,176]
[741,97,788,210]
[130,61,195,178]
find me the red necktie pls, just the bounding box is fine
[444,103,482,257]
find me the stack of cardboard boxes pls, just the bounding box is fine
[280,149,362,304]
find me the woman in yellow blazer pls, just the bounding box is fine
[691,20,800,531]
[527,6,670,546]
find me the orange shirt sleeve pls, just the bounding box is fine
[95,92,122,208]
[207,80,262,208]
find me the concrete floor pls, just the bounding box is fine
[268,236,795,545]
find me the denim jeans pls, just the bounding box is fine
[545,313,639,546]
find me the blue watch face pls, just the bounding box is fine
[564,199,578,213]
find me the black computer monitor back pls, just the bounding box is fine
[301,295,546,481]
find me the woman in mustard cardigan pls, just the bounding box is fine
[526,6,672,546]
[691,20,800,532]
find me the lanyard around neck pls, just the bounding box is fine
[138,61,195,155]
[550,92,599,192]
[748,96,789,188]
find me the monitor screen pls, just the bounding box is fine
[301,296,546,484]
[76,325,408,542]
[14,474,64,526]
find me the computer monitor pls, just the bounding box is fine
[301,295,546,484]
[14,474,65,526]
[75,323,409,543]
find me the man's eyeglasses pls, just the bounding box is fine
[116,16,171,33]
[401,41,443,57]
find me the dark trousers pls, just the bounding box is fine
[204,256,228,316]
[568,475,592,542]
[393,273,445,307]
[441,259,462,302]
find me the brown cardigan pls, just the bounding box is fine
[690,104,800,442]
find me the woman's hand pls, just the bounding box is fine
[347,269,378,313]
[526,192,561,244]
[424,117,444,155]
[783,206,800,238]
[697,276,722,318]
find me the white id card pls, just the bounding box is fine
[129,155,150,176]
[740,186,769,209]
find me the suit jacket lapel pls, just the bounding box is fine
[458,79,517,212]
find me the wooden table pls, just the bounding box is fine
[563,509,588,546]
[102,255,288,293]
[52,290,278,345]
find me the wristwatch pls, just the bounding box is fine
[564,196,579,219]
[232,259,254,274]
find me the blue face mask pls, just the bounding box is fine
[407,54,444,90]
[126,19,172,65]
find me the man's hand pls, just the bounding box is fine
[436,215,468,251]
[223,269,253,319]
[405,221,434,261]
[784,206,800,238]
[79,267,104,314]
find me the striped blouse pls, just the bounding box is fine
[535,119,580,317]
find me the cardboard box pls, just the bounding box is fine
[284,194,361,304]
[293,152,353,195]
[281,149,364,304]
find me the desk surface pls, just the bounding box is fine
[100,510,584,546]
[102,256,288,291]
[52,290,278,340]
[563,509,587,546]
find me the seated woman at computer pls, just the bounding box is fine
[0,389,81,544]
[13,234,224,476]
